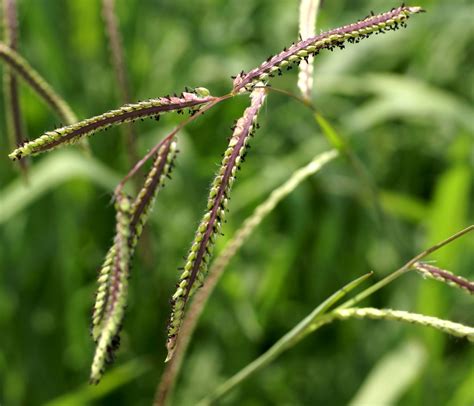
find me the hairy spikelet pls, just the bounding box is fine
[166,87,267,361]
[9,89,213,160]
[414,262,474,295]
[332,307,474,341]
[90,194,132,384]
[91,139,178,343]
[232,5,424,93]
[91,245,117,342]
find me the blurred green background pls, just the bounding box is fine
[0,0,473,404]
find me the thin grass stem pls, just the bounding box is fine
[297,0,321,100]
[154,149,338,405]
[0,42,77,125]
[102,0,140,172]
[2,0,28,178]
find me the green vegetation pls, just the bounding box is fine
[0,1,472,405]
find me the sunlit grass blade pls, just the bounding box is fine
[297,0,321,100]
[349,340,427,406]
[0,151,120,224]
[46,358,151,406]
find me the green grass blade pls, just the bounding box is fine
[0,151,120,224]
[45,358,150,406]
[349,340,427,406]
[198,272,372,405]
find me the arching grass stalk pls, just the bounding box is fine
[2,0,28,178]
[199,225,474,404]
[154,149,338,405]
[318,308,474,340]
[0,42,77,125]
[102,0,140,171]
[166,87,267,362]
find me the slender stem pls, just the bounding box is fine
[0,42,77,124]
[154,150,338,405]
[115,94,232,197]
[261,84,407,250]
[102,0,140,175]
[297,0,321,100]
[198,226,474,405]
[336,225,474,311]
[2,0,28,178]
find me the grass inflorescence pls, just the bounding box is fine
[166,87,267,361]
[9,90,213,160]
[232,5,424,93]
[91,138,178,381]
[414,262,474,295]
[90,193,132,384]
[4,5,466,404]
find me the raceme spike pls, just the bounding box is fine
[90,194,132,384]
[166,86,267,361]
[9,90,214,160]
[332,307,474,341]
[232,5,424,93]
[414,262,474,295]
[91,139,178,343]
[130,139,178,247]
[91,245,117,342]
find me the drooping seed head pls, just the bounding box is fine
[8,91,214,160]
[414,262,474,295]
[232,5,424,93]
[90,193,132,384]
[166,87,267,361]
[130,139,178,247]
[91,139,178,344]
[333,307,474,342]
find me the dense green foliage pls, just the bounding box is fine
[0,0,472,404]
